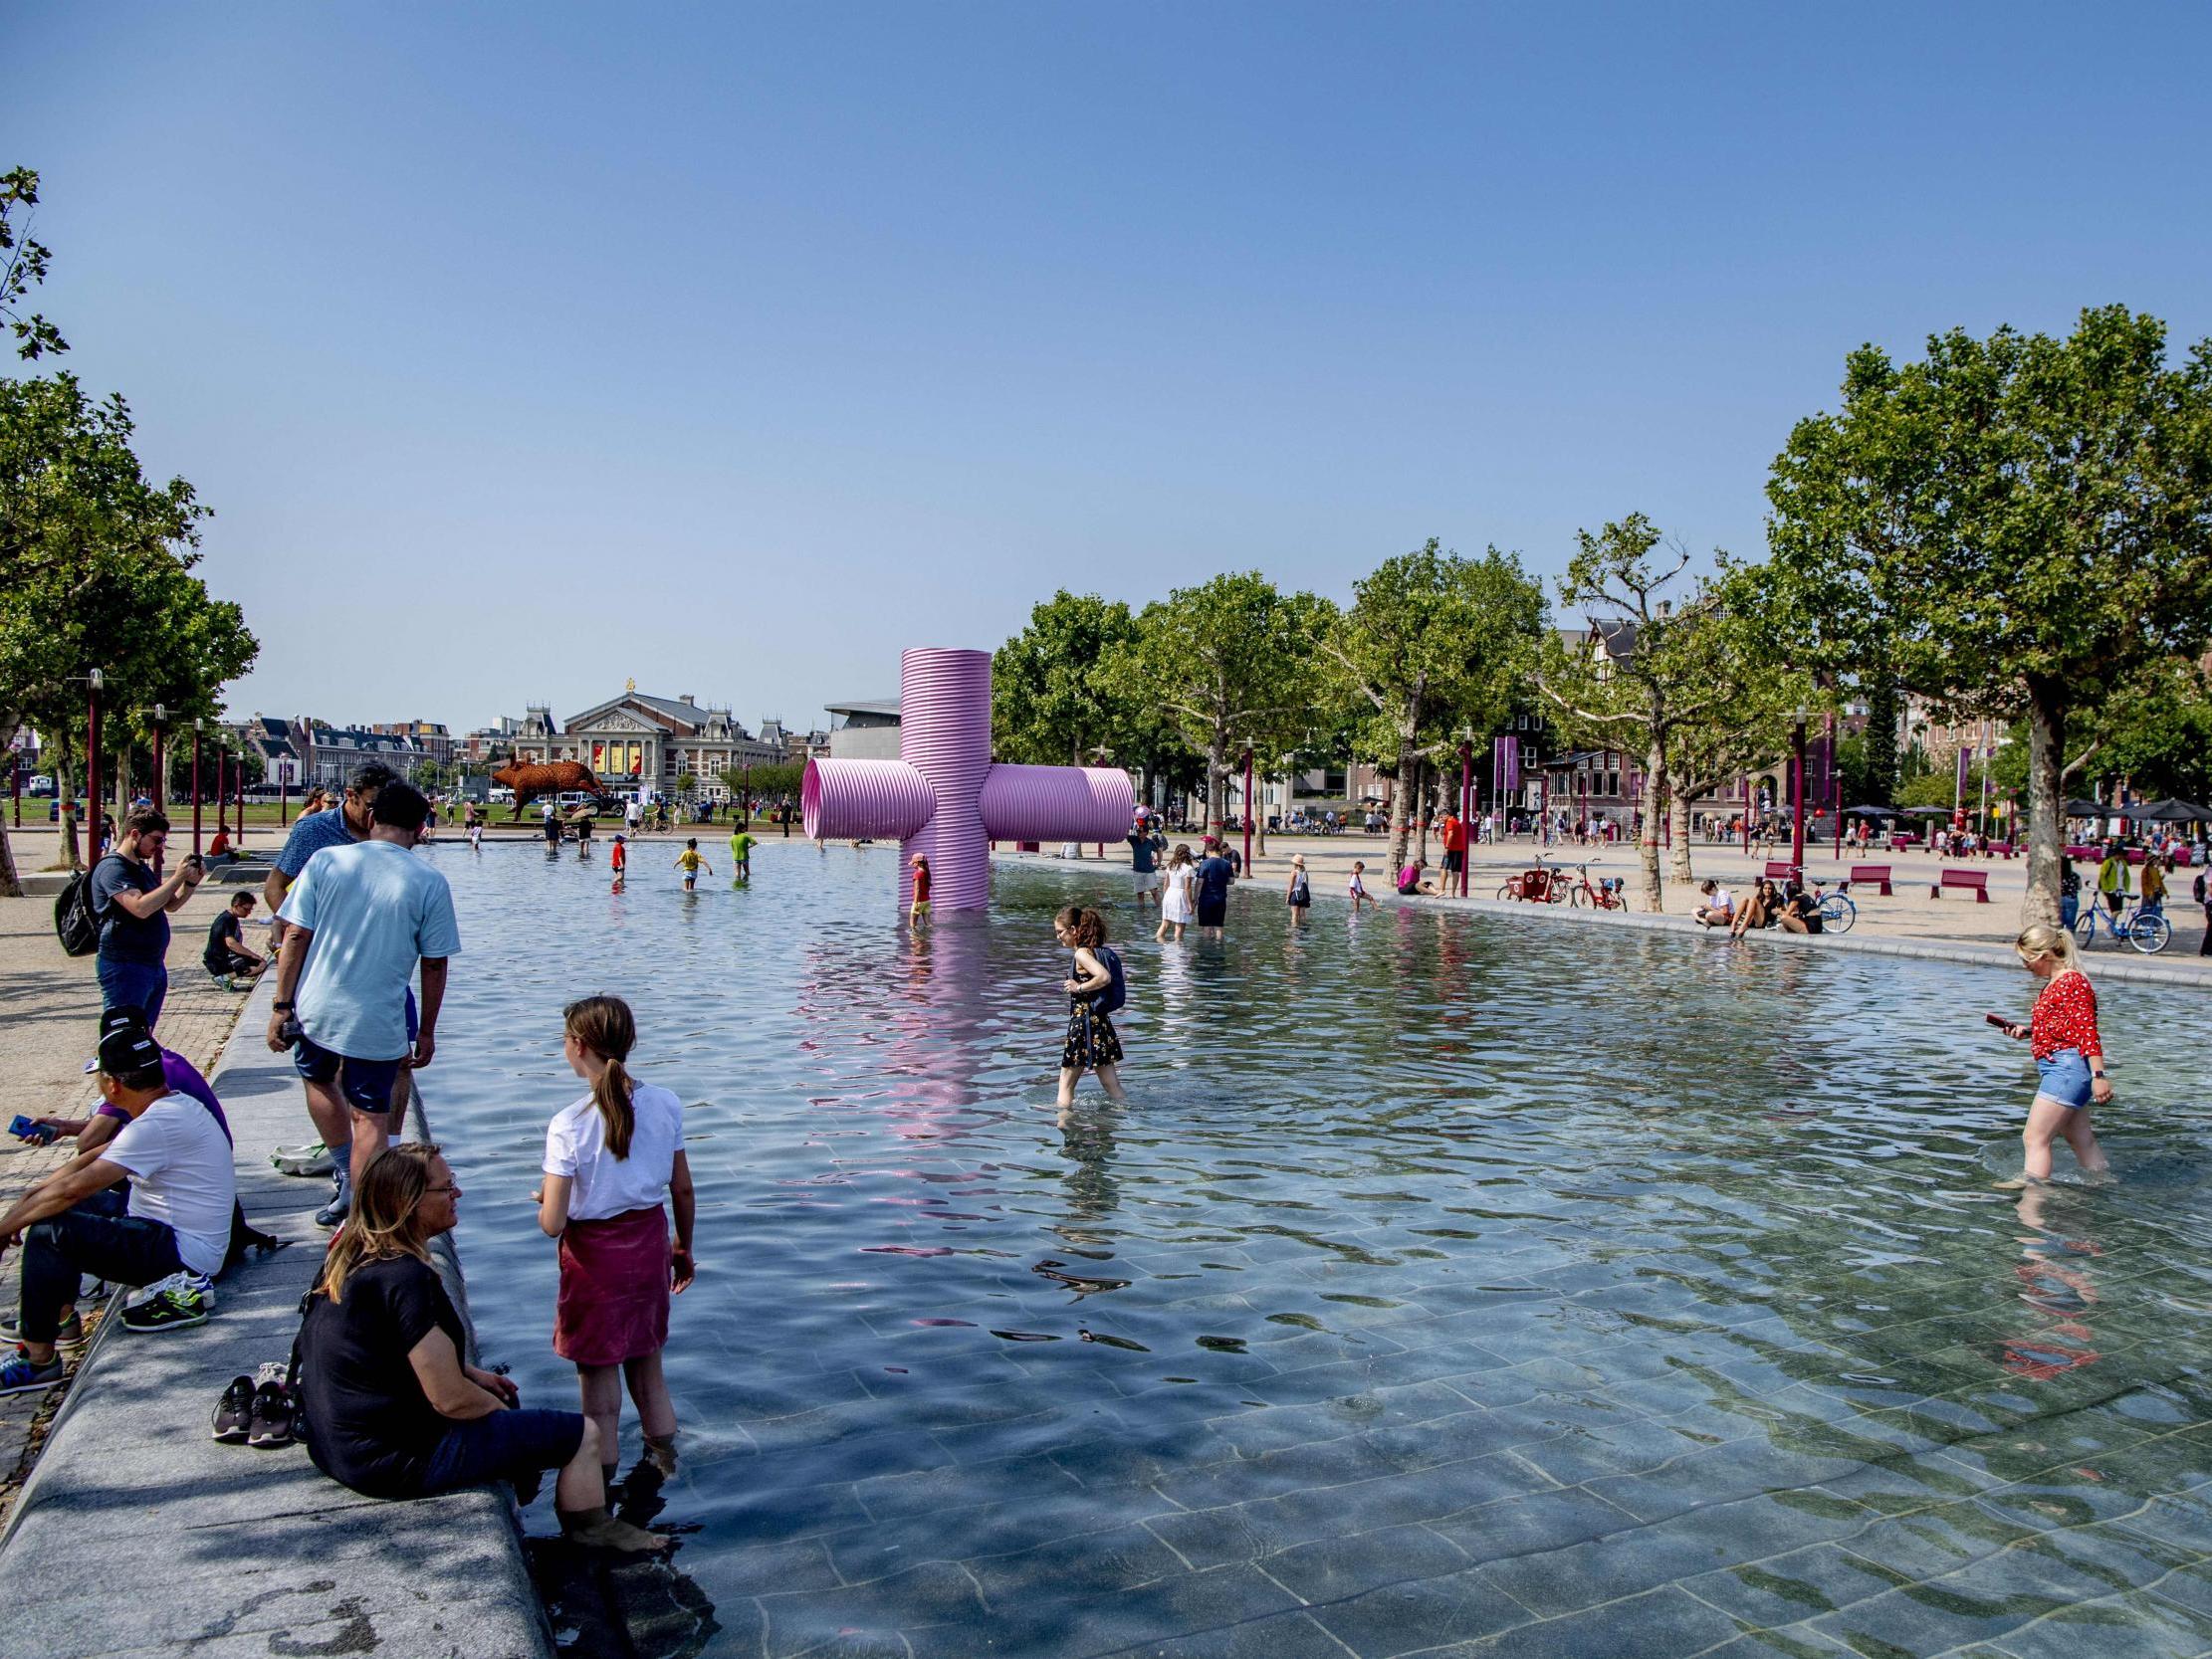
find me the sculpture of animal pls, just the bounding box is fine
[490,759,605,821]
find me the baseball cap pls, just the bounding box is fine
[84,1006,153,1074]
[97,1021,163,1079]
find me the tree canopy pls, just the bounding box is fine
[1764,306,2212,923]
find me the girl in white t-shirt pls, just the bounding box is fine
[535,995,695,1485]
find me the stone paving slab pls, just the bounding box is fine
[0,969,550,1658]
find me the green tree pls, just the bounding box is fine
[1540,516,1773,913]
[993,592,1144,765]
[1,168,66,360]
[1765,306,2212,926]
[1321,539,1544,880]
[0,375,252,888]
[1112,573,1331,842]
[1860,666,1900,808]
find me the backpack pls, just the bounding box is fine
[54,853,124,957]
[1091,945,1127,1015]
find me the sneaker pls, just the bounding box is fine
[211,1374,255,1442]
[0,1351,66,1395]
[271,1141,333,1178]
[247,1379,296,1447]
[0,1310,85,1349]
[314,1186,352,1228]
[120,1279,212,1334]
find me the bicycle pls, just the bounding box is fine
[2075,900,2171,954]
[1565,864,1626,910]
[1496,858,1565,903]
[1816,886,1858,934]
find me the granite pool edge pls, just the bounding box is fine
[0,975,552,1659]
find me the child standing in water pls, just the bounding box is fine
[1156,845,1195,942]
[1348,860,1371,912]
[910,855,932,923]
[536,996,696,1488]
[609,833,627,890]
[1286,854,1312,923]
[673,838,710,891]
[1055,906,1129,1106]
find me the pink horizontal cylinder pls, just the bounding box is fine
[802,758,936,842]
[978,764,1136,845]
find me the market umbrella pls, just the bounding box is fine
[1843,804,1898,817]
[2130,797,2212,822]
[1900,805,1952,816]
[2066,799,2106,818]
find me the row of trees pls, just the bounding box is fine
[995,305,2212,922]
[0,167,258,893]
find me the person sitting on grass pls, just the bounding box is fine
[295,1142,664,1553]
[204,891,268,987]
[0,1021,238,1390]
[1692,879,1735,929]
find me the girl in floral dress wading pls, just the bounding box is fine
[1055,907,1129,1107]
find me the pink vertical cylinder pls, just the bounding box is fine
[900,648,994,911]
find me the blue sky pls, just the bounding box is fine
[10,3,2209,736]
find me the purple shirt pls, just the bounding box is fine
[96,1050,232,1145]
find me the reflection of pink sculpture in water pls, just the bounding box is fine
[803,648,1133,911]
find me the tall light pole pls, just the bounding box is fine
[1241,748,1254,873]
[150,704,166,810]
[1456,728,1473,898]
[1790,706,1809,875]
[86,668,104,858]
[1827,708,1841,862]
[191,719,203,854]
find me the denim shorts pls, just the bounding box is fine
[419,1407,585,1497]
[2035,1048,2095,1112]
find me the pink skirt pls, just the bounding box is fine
[554,1205,670,1367]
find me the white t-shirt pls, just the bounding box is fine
[1707,886,1735,912]
[104,1094,236,1277]
[543,1080,683,1221]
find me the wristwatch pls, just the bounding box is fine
[272,1000,295,1011]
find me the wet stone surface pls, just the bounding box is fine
[432,842,2212,1657]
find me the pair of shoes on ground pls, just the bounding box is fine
[120,1272,214,1334]
[212,1361,296,1447]
[0,1308,90,1351]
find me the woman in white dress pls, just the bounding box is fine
[1156,845,1196,942]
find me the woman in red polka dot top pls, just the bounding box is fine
[1993,923,2112,1185]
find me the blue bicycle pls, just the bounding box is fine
[2075,900,2171,954]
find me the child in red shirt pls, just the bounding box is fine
[910,855,931,923]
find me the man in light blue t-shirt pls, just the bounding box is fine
[263,762,402,946]
[269,782,460,1221]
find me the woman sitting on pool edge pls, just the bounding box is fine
[294,1143,664,1553]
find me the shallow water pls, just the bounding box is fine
[428,839,2212,1658]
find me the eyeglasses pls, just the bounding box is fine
[424,1183,462,1195]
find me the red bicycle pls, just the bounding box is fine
[1566,864,1626,909]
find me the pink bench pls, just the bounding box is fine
[1933,867,1990,903]
[1846,864,1893,897]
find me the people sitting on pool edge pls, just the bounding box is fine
[1692,879,1734,928]
[1729,878,1780,938]
[294,1142,665,1553]
[1776,879,1826,935]
[1396,859,1438,897]
[0,1019,239,1391]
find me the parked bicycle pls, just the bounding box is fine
[2076,900,2171,954]
[1565,864,1626,910]
[1816,884,1857,933]
[1496,859,1565,904]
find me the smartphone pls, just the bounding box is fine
[1983,1012,2013,1030]
[277,1014,304,1049]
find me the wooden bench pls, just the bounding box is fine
[1933,867,1990,902]
[1846,863,1893,897]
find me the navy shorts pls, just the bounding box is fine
[419,1407,586,1497]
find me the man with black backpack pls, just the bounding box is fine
[87,809,204,1031]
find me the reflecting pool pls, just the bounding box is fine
[428,840,2212,1658]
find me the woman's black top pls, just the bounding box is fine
[298,1254,466,1497]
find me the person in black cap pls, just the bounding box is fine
[0,1023,238,1392]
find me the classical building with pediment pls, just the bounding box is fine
[507,683,783,799]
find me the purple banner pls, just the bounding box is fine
[1955,746,1970,798]
[1493,735,1521,805]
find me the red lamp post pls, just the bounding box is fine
[1789,706,1809,876]
[1456,731,1473,898]
[190,719,203,855]
[1241,748,1254,873]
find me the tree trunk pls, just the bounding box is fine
[1206,738,1227,844]
[1635,737,1665,912]
[1386,734,1417,880]
[1255,773,1268,859]
[2023,677,2065,930]
[1414,759,1433,864]
[1666,770,1694,887]
[58,757,81,872]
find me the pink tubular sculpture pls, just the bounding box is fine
[803,647,1138,912]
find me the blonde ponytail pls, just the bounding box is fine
[2014,923,2082,975]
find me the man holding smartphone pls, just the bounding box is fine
[90,809,205,1032]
